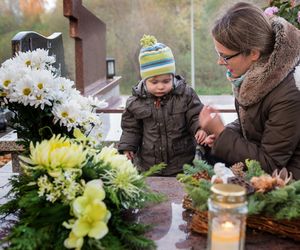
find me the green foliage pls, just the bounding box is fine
[0,176,70,250]
[177,160,213,211]
[244,159,265,180]
[189,180,212,211]
[104,211,156,250]
[247,192,267,215]
[82,158,110,181]
[178,159,300,220]
[6,103,74,151]
[196,85,232,95]
[177,159,214,193]
[178,159,213,177]
[142,163,166,177]
[247,180,300,220]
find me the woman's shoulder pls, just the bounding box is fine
[267,68,300,105]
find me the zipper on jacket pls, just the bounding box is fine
[154,98,161,108]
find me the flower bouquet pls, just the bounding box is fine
[0,49,107,149]
[177,159,300,241]
[0,49,165,249]
[0,132,165,249]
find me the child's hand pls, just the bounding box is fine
[202,134,216,147]
[124,151,135,161]
[195,129,207,144]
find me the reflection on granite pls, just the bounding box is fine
[139,177,207,249]
[142,177,299,250]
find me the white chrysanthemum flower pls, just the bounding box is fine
[52,77,76,100]
[9,74,35,105]
[85,95,108,109]
[31,92,53,109]
[0,67,15,89]
[0,48,106,139]
[31,68,54,92]
[0,67,29,99]
[7,49,55,71]
[56,77,75,91]
[52,100,81,130]
[27,69,55,109]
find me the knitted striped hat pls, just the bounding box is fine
[139,35,175,80]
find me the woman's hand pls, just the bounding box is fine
[124,151,135,161]
[195,129,207,144]
[199,105,225,138]
[202,134,216,147]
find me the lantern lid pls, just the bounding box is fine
[211,184,246,204]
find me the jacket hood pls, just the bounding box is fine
[236,17,300,107]
[131,74,187,98]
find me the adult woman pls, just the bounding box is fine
[200,2,300,180]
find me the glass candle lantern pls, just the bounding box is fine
[207,184,248,250]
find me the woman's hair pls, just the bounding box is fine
[212,2,275,57]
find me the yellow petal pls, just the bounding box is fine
[73,128,86,140]
[104,210,111,223]
[64,231,84,249]
[48,169,61,178]
[86,200,107,221]
[73,196,88,217]
[85,180,105,201]
[88,221,108,239]
[72,218,90,237]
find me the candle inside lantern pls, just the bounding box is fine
[211,218,240,250]
[207,184,247,250]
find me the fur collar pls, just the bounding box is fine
[236,17,300,107]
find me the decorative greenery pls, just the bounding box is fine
[244,158,265,181]
[178,159,300,220]
[0,133,165,250]
[264,0,300,29]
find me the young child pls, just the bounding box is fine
[118,35,207,176]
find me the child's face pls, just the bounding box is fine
[145,74,173,97]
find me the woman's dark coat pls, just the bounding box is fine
[212,17,300,180]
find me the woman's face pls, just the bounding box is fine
[213,39,258,78]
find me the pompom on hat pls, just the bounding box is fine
[139,35,175,80]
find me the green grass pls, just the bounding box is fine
[195,85,232,95]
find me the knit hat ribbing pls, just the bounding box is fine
[139,35,175,80]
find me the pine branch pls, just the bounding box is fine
[142,163,166,177]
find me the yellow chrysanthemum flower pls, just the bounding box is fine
[20,135,87,177]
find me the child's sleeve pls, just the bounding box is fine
[186,88,204,135]
[118,97,143,153]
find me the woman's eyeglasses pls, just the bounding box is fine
[216,51,242,65]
